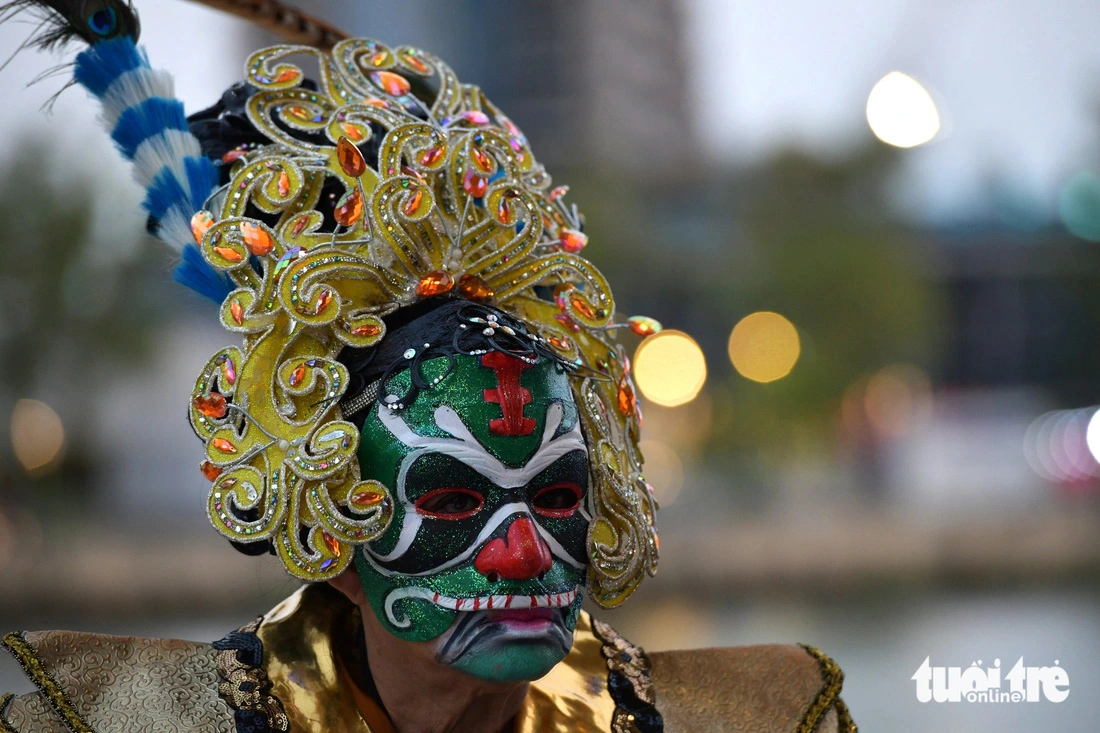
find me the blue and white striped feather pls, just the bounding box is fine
[72,36,232,302]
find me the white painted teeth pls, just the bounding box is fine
[434,588,577,611]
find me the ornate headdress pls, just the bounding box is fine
[8,0,661,608]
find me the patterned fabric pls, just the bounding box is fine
[1,629,235,732]
[647,643,856,733]
[213,619,290,733]
[591,618,663,733]
[1,691,66,733]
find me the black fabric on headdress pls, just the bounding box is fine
[184,80,390,237]
[338,297,573,428]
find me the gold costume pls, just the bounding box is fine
[2,585,854,733]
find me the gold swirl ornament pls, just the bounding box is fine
[186,37,659,600]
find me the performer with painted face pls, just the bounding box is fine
[0,2,856,731]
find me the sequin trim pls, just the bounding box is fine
[590,618,662,733]
[835,697,859,733]
[0,694,16,733]
[0,632,93,733]
[213,619,290,733]
[798,644,857,733]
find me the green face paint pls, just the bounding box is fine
[354,351,588,682]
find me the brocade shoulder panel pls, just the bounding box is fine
[1,630,235,733]
[648,643,857,733]
[0,691,67,733]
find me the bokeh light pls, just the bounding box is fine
[1057,171,1100,242]
[863,364,933,438]
[634,330,707,407]
[866,71,941,148]
[639,394,714,456]
[1025,407,1100,484]
[728,311,801,383]
[1085,409,1100,467]
[639,439,685,507]
[10,399,66,476]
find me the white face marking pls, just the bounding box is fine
[364,401,589,574]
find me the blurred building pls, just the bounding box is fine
[927,224,1100,401]
[316,0,697,170]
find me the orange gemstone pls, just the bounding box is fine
[275,69,300,83]
[194,392,228,419]
[472,146,494,173]
[416,270,455,297]
[213,438,237,454]
[322,531,342,557]
[617,376,636,416]
[191,210,214,244]
[559,228,588,253]
[403,188,423,216]
[628,316,662,337]
[277,170,290,197]
[370,51,388,67]
[372,70,411,96]
[570,293,596,319]
[550,185,569,201]
[314,288,333,314]
[351,490,385,507]
[200,461,222,481]
[403,52,429,74]
[458,274,493,301]
[230,298,244,324]
[334,190,364,227]
[363,97,390,108]
[337,136,367,177]
[284,105,311,122]
[419,146,445,166]
[350,323,382,337]
[341,122,366,142]
[548,335,572,351]
[290,363,307,386]
[462,110,490,125]
[240,222,274,256]
[221,149,245,164]
[213,245,243,263]
[496,198,514,225]
[463,169,488,197]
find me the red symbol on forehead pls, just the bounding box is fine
[480,352,536,436]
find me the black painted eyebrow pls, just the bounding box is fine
[526,449,589,494]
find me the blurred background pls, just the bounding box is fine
[2,0,1099,730]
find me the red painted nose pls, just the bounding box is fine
[474,517,553,580]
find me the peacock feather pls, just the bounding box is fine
[2,0,231,301]
[0,0,140,50]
